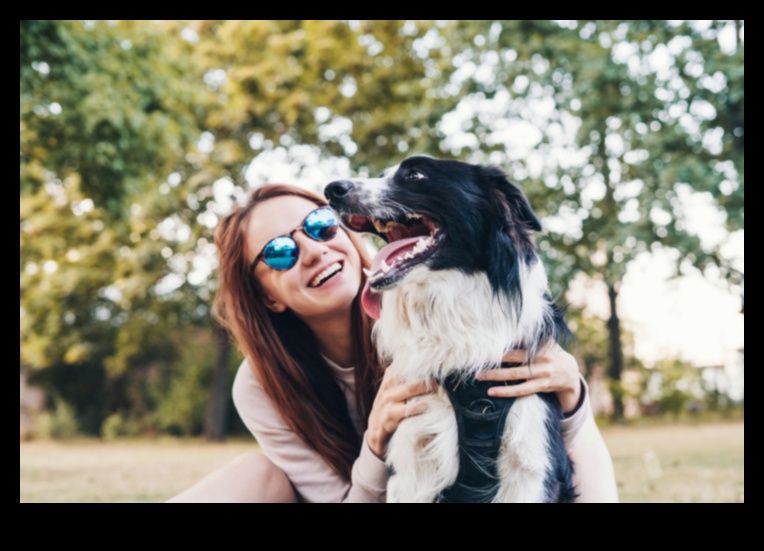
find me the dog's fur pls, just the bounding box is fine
[325,156,575,502]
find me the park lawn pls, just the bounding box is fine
[603,420,744,503]
[20,421,743,503]
[19,439,258,503]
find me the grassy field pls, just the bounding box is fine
[20,420,743,503]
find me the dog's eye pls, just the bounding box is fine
[407,170,426,181]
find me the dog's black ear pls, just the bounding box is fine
[480,166,542,233]
[486,216,523,301]
[480,166,541,302]
[504,186,542,233]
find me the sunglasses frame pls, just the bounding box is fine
[251,206,339,272]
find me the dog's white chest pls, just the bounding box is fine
[386,391,554,503]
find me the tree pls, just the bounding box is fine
[442,20,744,418]
[170,20,465,437]
[20,20,208,434]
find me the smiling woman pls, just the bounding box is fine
[168,184,406,502]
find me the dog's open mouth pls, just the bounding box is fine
[342,212,442,288]
[341,212,443,319]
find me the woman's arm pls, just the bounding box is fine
[477,342,589,446]
[233,360,388,503]
[477,342,619,502]
[365,363,435,458]
[568,414,619,503]
[478,342,582,413]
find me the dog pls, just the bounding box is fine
[325,155,576,503]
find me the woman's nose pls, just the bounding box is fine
[295,231,328,265]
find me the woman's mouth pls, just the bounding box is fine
[308,261,344,288]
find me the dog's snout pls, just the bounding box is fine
[324,180,355,203]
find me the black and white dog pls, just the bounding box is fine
[325,156,575,503]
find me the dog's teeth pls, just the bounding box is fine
[372,219,400,233]
[363,268,373,277]
[380,259,391,273]
[406,213,422,219]
[413,237,430,254]
[372,219,388,233]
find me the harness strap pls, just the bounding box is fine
[436,363,525,503]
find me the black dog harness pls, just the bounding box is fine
[434,362,525,503]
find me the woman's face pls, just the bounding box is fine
[246,195,362,321]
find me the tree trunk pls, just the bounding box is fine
[205,325,231,442]
[607,283,625,420]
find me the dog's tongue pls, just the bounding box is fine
[361,280,381,320]
[362,236,422,320]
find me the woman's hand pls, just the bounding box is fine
[476,342,583,415]
[366,365,435,459]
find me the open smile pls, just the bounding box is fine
[308,260,345,288]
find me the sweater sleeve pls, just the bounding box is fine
[232,360,388,503]
[560,375,591,450]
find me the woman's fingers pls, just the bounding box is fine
[381,399,430,432]
[403,400,429,419]
[382,373,435,402]
[477,366,542,381]
[486,379,550,398]
[501,349,528,364]
[395,399,429,420]
[404,379,436,397]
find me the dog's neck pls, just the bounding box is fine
[373,260,553,383]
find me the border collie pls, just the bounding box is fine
[325,156,575,503]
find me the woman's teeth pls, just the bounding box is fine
[309,262,342,287]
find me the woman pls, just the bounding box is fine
[169,184,618,503]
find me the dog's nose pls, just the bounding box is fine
[324,180,355,203]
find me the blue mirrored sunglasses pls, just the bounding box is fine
[251,206,340,272]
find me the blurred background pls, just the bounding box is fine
[20,20,743,502]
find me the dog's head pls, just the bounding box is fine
[325,155,542,318]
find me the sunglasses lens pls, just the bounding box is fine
[262,236,298,271]
[304,208,339,241]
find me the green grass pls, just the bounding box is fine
[20,421,744,503]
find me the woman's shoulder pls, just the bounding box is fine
[232,358,270,414]
[233,357,258,389]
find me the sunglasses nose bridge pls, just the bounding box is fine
[293,229,330,263]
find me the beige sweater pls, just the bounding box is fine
[232,357,590,503]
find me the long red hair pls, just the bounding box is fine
[213,184,382,480]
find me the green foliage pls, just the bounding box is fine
[101,414,126,440]
[449,21,743,420]
[36,399,80,439]
[20,20,206,213]
[20,20,212,435]
[641,358,704,418]
[152,362,209,437]
[193,20,457,177]
[149,328,243,437]
[565,306,644,373]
